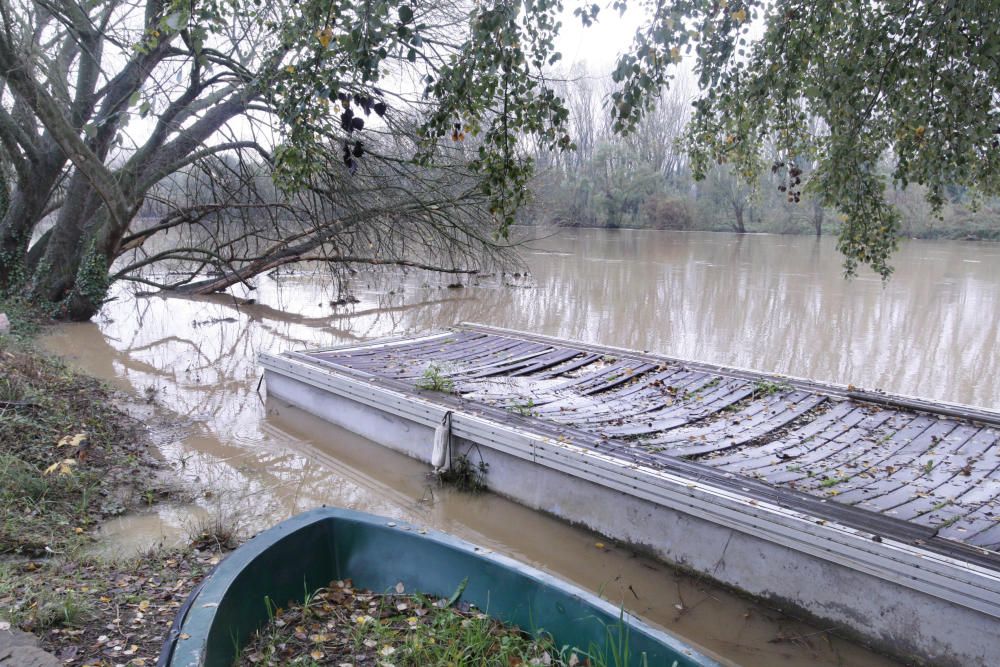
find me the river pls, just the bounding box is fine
[43,229,1000,666]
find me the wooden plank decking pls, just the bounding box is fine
[263,323,1000,665]
[299,323,1000,561]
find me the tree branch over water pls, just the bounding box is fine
[1,0,996,320]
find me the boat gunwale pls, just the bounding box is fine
[160,507,724,667]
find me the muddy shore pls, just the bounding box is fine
[0,306,226,667]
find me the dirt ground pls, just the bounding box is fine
[0,306,228,666]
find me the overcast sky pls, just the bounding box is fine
[551,4,698,98]
[554,6,647,71]
[117,4,682,156]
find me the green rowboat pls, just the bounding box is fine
[159,507,724,666]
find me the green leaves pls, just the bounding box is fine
[243,0,1000,275]
[396,0,572,234]
[254,0,577,234]
[608,0,1000,277]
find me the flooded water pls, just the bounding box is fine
[44,229,1000,667]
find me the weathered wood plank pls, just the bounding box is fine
[708,401,866,471]
[847,425,982,514]
[380,339,541,379]
[535,368,703,421]
[938,500,1000,546]
[669,394,828,457]
[324,333,482,369]
[739,408,898,483]
[629,390,803,446]
[532,353,604,379]
[322,330,485,362]
[299,327,1000,558]
[504,348,587,377]
[579,363,659,396]
[433,338,543,365]
[881,428,999,521]
[449,344,556,378]
[773,413,934,496]
[558,372,723,426]
[941,463,1000,507]
[828,419,958,505]
[523,360,646,404]
[597,379,755,437]
[756,410,913,483]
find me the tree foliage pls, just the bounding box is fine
[0,0,996,322]
[0,0,570,318]
[609,0,1000,276]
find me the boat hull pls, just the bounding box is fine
[160,507,722,667]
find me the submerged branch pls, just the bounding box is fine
[299,255,480,275]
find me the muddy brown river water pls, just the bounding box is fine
[43,229,1000,666]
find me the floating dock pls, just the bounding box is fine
[261,323,1000,666]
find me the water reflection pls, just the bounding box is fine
[502,232,998,409]
[89,230,1000,412]
[40,228,999,667]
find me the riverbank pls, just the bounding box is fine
[0,302,228,666]
[542,219,1000,242]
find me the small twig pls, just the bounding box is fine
[768,626,836,645]
[675,580,688,612]
[0,399,40,408]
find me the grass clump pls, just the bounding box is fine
[435,452,489,493]
[509,398,536,417]
[415,364,454,393]
[819,476,848,489]
[752,379,792,397]
[188,509,244,551]
[20,586,92,630]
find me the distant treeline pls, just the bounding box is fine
[521,66,1000,242]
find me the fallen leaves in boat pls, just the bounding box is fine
[239,578,587,666]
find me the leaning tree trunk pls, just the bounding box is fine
[25,174,103,300]
[21,158,134,320]
[0,149,68,287]
[22,203,122,321]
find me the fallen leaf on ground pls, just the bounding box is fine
[43,458,77,476]
[57,433,87,448]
